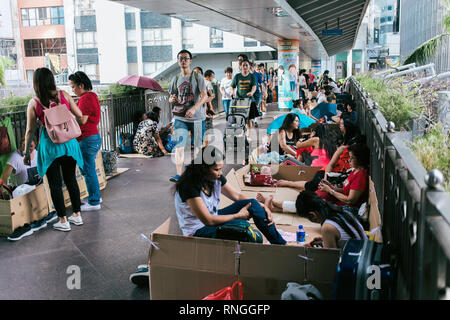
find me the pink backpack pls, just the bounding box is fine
[40,92,81,144]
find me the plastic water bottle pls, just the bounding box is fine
[297,225,306,245]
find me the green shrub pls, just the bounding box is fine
[410,125,450,192]
[356,74,422,130]
[99,83,144,96]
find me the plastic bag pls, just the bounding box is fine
[202,281,243,300]
[12,184,36,198]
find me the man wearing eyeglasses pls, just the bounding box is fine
[168,50,208,182]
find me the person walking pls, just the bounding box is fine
[24,67,84,231]
[168,49,208,183]
[219,67,233,116]
[69,71,102,211]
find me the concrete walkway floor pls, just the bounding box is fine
[0,104,286,300]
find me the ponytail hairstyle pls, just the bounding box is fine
[33,67,58,107]
[312,124,337,158]
[175,146,224,195]
[295,190,366,240]
[68,71,93,91]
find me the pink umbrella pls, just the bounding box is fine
[118,75,163,91]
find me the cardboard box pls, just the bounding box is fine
[148,218,340,300]
[148,166,341,300]
[44,151,107,211]
[0,184,49,236]
[234,164,322,193]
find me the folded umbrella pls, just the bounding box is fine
[118,75,163,91]
[266,112,316,134]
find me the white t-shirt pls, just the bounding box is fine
[220,77,233,100]
[7,150,37,187]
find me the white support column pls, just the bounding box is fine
[347,49,353,77]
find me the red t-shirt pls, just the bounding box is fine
[77,92,100,141]
[316,168,369,208]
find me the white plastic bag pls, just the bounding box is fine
[12,184,36,198]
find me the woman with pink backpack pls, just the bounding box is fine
[24,67,84,232]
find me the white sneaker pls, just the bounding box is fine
[81,203,101,211]
[82,198,102,205]
[68,215,83,226]
[53,221,71,232]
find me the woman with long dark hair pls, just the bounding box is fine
[270,113,302,158]
[69,71,102,211]
[295,124,337,167]
[174,146,286,245]
[295,190,366,248]
[317,142,370,213]
[24,67,84,231]
[133,110,168,157]
[256,190,365,249]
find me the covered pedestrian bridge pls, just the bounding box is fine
[112,0,370,61]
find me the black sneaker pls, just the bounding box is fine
[7,224,34,241]
[129,266,150,287]
[30,219,48,232]
[44,211,58,224]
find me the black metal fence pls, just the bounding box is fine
[349,76,450,300]
[0,84,225,153]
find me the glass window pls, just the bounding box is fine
[142,28,171,46]
[127,30,137,46]
[24,38,67,56]
[143,62,156,75]
[76,31,97,49]
[244,37,258,47]
[210,28,223,48]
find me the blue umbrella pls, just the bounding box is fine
[310,102,338,119]
[266,112,316,134]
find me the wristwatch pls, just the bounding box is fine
[330,189,335,195]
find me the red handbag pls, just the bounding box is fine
[202,281,243,300]
[249,172,277,186]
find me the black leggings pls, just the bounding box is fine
[46,156,81,218]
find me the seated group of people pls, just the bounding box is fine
[172,94,369,251]
[132,106,174,157]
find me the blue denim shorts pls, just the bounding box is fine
[174,119,205,148]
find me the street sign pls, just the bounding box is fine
[322,29,343,36]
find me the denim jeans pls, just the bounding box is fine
[194,199,286,245]
[79,134,101,205]
[174,119,205,148]
[222,99,231,116]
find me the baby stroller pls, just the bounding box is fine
[223,98,251,157]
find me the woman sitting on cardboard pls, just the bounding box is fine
[256,190,366,249]
[174,146,286,245]
[269,113,304,165]
[294,123,336,167]
[273,142,370,217]
[277,120,359,191]
[133,110,168,157]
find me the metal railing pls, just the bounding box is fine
[349,76,450,300]
[0,86,225,153]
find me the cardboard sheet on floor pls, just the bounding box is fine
[148,217,340,300]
